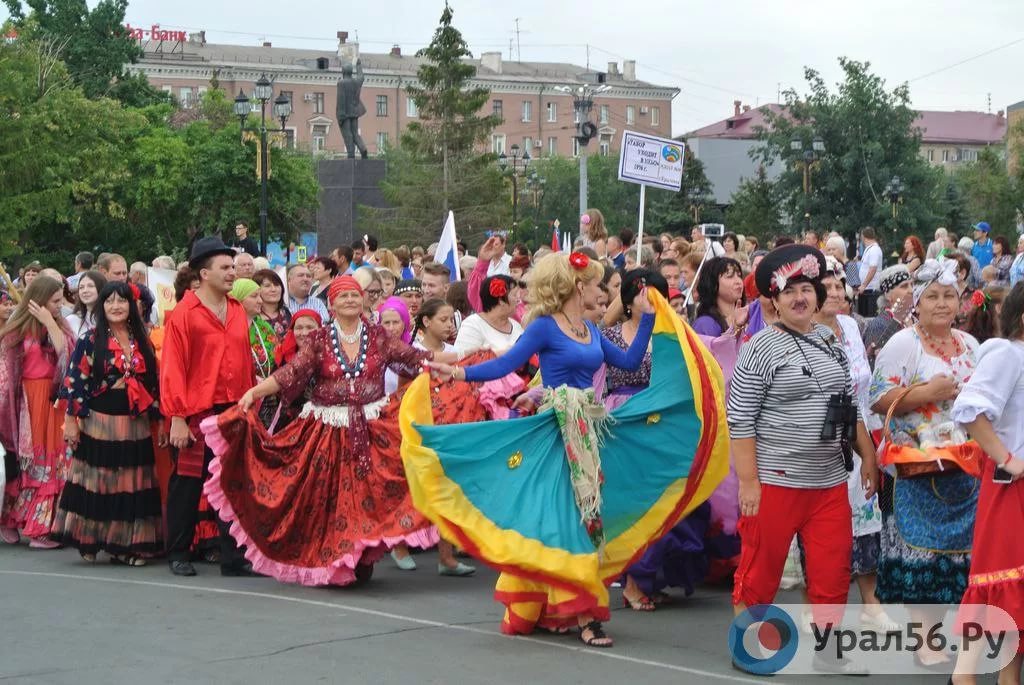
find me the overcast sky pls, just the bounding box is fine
[10,0,1024,135]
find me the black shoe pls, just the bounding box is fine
[169,560,197,577]
[220,561,261,577]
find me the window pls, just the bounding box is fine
[942,149,949,162]
[406,97,418,118]
[492,133,506,155]
[522,100,532,122]
[626,105,635,125]
[572,138,580,157]
[161,85,172,95]
[547,102,557,122]
[600,105,609,125]
[651,107,660,127]
[376,95,388,117]
[961,148,978,162]
[523,137,533,153]
[493,99,503,120]
[312,124,328,153]
[284,128,296,149]
[548,136,557,156]
[927,149,934,162]
[197,86,208,100]
[599,141,610,156]
[376,132,389,152]
[313,92,324,114]
[179,86,193,108]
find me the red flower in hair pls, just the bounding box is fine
[569,252,589,270]
[971,289,988,310]
[489,278,508,298]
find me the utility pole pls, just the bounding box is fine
[559,83,607,218]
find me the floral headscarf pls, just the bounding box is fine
[912,259,958,306]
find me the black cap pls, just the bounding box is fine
[393,279,422,296]
[754,244,826,298]
[188,236,236,270]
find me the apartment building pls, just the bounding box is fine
[126,29,679,158]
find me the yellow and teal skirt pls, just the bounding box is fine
[399,290,730,633]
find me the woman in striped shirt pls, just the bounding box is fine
[727,245,878,676]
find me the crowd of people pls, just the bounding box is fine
[1,213,1023,681]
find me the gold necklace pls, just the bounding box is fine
[563,312,588,339]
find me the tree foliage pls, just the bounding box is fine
[4,0,166,105]
[644,147,722,234]
[755,58,944,245]
[725,166,785,241]
[361,2,507,245]
[952,146,1019,236]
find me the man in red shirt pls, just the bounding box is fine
[161,237,258,577]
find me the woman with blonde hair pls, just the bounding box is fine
[578,209,609,258]
[0,277,74,548]
[375,248,402,278]
[407,251,728,648]
[352,267,385,322]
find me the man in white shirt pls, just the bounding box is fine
[285,263,329,319]
[856,226,884,317]
[926,227,947,260]
[485,234,512,277]
[67,251,93,290]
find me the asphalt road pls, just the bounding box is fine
[0,544,947,685]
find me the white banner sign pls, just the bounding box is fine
[617,131,685,192]
[147,267,178,326]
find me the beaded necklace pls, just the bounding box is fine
[330,320,369,391]
[114,333,137,379]
[916,324,964,365]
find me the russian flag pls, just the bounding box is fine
[436,210,461,282]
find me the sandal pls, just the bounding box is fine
[79,552,97,563]
[578,620,614,648]
[110,555,147,567]
[622,592,656,612]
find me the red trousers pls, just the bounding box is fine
[733,483,851,626]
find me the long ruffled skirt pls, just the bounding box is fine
[201,402,438,586]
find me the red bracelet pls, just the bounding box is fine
[1001,453,1015,467]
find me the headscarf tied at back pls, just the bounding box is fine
[912,258,958,306]
[229,278,260,303]
[327,275,363,305]
[377,296,411,344]
[274,308,324,366]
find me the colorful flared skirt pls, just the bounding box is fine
[400,290,730,632]
[49,390,162,556]
[201,401,439,586]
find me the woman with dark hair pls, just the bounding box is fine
[692,257,745,337]
[66,271,107,339]
[951,282,1024,685]
[50,282,164,565]
[253,268,291,338]
[454,275,524,356]
[309,256,339,304]
[962,285,1007,344]
[445,281,473,322]
[722,233,740,257]
[0,276,73,548]
[901,235,925,275]
[950,252,977,329]
[991,235,1013,283]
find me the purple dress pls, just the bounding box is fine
[604,323,710,597]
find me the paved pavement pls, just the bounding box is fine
[1,544,944,684]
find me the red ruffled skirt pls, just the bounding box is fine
[201,402,438,586]
[958,458,1024,633]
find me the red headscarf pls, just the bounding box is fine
[327,275,363,304]
[273,308,324,366]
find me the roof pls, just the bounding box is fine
[683,104,785,139]
[685,104,1010,146]
[913,110,1007,145]
[137,41,672,91]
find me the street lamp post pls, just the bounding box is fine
[883,175,905,239]
[234,73,292,256]
[497,143,531,242]
[555,84,608,215]
[790,136,825,232]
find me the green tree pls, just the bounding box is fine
[362,3,506,245]
[725,166,785,241]
[644,147,720,235]
[755,58,943,244]
[953,146,1018,236]
[4,0,167,105]
[941,177,969,235]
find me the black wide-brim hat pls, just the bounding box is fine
[754,244,827,298]
[189,236,237,270]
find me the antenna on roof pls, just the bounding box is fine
[514,17,522,62]
[987,92,991,113]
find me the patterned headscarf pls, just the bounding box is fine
[912,259,958,306]
[879,265,911,295]
[327,275,363,304]
[377,296,411,344]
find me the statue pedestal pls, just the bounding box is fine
[316,158,387,252]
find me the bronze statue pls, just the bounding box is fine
[336,59,368,159]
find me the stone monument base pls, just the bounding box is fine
[316,158,388,252]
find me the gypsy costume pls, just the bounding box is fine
[49,332,163,557]
[869,326,980,604]
[400,291,729,634]
[0,329,73,539]
[952,339,1024,630]
[200,319,440,586]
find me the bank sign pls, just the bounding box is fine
[125,24,187,42]
[617,131,685,192]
